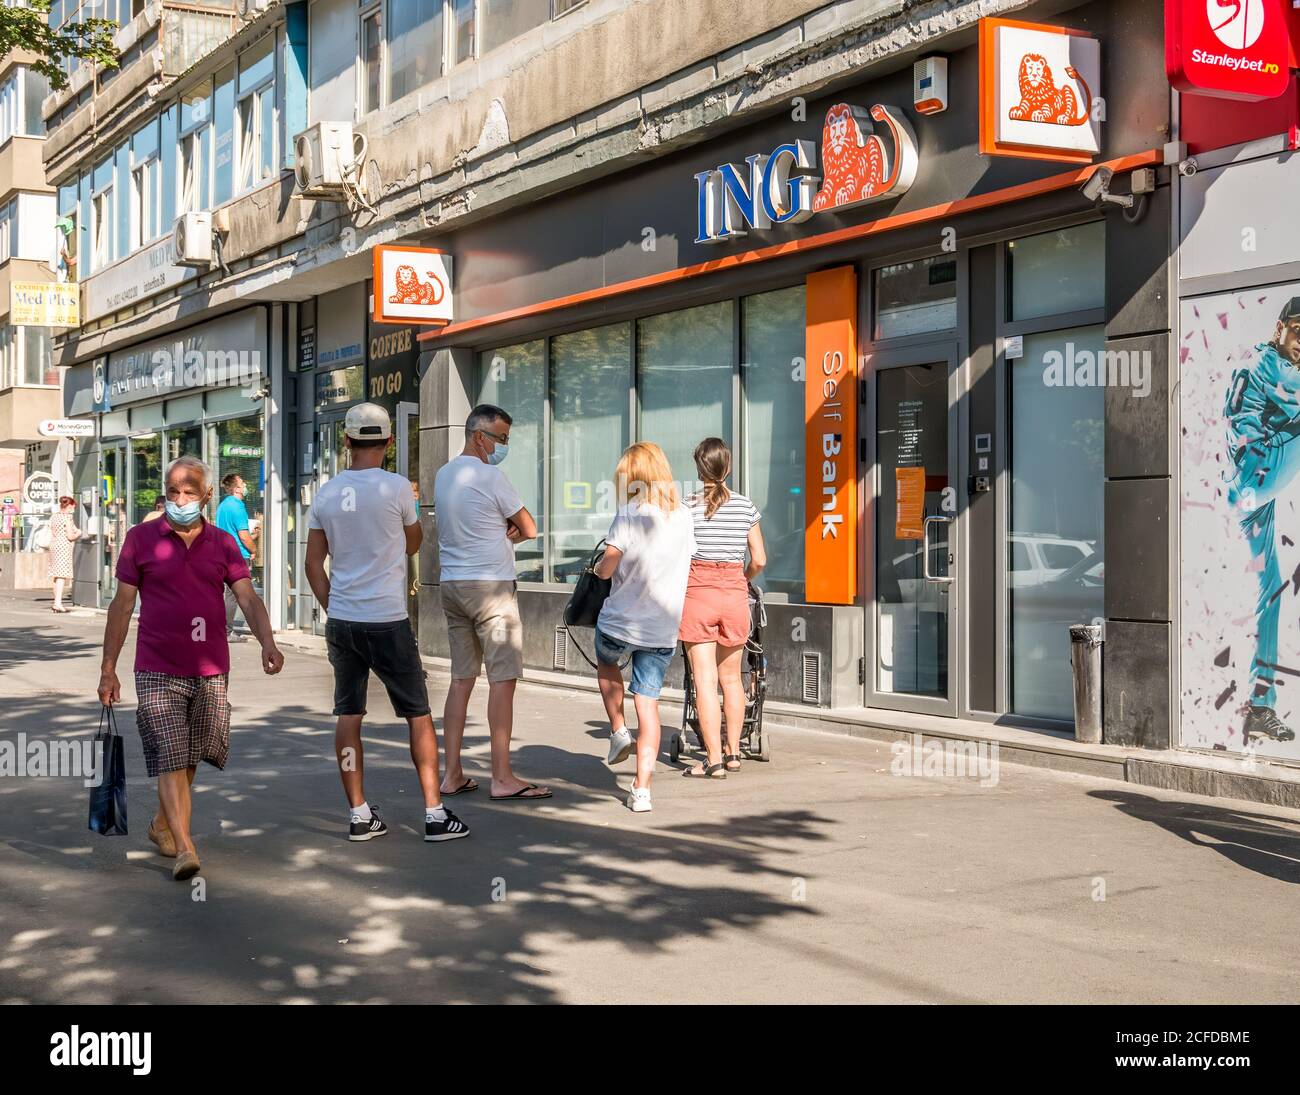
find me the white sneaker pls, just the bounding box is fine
[626,785,652,813]
[607,727,634,766]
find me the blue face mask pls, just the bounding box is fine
[486,443,509,466]
[165,499,203,526]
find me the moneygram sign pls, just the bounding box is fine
[1166,0,1292,101]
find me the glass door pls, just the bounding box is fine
[866,347,959,716]
[395,401,420,633]
[309,415,347,635]
[100,442,128,604]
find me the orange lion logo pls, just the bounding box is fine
[1007,53,1091,126]
[388,264,445,306]
[811,104,913,212]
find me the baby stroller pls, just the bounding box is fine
[670,582,771,763]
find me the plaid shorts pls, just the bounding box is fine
[134,671,232,777]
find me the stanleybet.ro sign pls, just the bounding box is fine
[1166,0,1292,102]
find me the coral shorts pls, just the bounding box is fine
[678,560,750,646]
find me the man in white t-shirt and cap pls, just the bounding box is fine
[433,403,550,802]
[306,402,470,844]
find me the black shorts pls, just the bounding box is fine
[325,617,430,718]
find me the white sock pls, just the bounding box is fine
[425,805,447,821]
[350,801,372,822]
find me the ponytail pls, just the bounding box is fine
[693,437,732,520]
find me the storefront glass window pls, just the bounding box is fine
[637,302,733,493]
[741,286,805,598]
[130,433,161,525]
[208,415,266,587]
[1008,222,1105,321]
[477,340,544,580]
[550,324,631,583]
[874,255,958,340]
[1009,324,1105,720]
[166,424,203,466]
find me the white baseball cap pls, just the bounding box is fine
[344,402,392,441]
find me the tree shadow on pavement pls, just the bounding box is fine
[0,624,98,673]
[1089,789,1300,885]
[0,689,832,1004]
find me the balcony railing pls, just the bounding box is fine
[161,2,240,79]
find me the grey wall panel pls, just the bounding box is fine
[1106,183,1171,340]
[967,244,998,713]
[1103,332,1169,478]
[1180,151,1300,284]
[1104,477,1170,622]
[1103,619,1171,748]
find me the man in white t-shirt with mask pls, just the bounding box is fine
[306,402,469,845]
[433,403,550,802]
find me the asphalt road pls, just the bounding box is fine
[1,589,1297,1004]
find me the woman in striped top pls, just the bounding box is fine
[678,437,766,778]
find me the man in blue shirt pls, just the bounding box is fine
[1226,297,1300,745]
[216,473,257,642]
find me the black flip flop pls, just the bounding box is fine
[442,778,478,796]
[490,783,553,801]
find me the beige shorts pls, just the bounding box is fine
[441,580,524,682]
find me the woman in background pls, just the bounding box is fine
[678,438,765,778]
[49,495,82,613]
[594,442,695,813]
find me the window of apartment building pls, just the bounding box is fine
[179,82,212,214]
[213,65,235,206]
[130,119,161,250]
[360,3,383,114]
[388,0,443,104]
[22,326,52,385]
[452,0,475,64]
[480,0,550,54]
[91,156,114,271]
[0,198,14,264]
[0,326,12,389]
[237,36,277,193]
[0,72,18,145]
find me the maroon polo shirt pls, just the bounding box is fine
[116,517,251,677]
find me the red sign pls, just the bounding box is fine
[1167,0,1292,102]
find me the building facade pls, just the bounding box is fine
[0,36,62,568]
[41,0,1300,775]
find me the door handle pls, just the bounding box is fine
[923,516,953,583]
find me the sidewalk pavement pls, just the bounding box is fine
[1,589,1298,1004]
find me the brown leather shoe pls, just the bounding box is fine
[172,851,200,881]
[148,820,177,858]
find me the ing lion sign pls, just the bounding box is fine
[693,103,917,243]
[372,245,454,326]
[979,18,1102,164]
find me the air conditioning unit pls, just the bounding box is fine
[171,211,213,268]
[236,0,270,17]
[294,122,362,199]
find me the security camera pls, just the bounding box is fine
[1079,165,1133,209]
[1177,157,1198,178]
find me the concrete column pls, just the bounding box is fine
[1102,181,1173,748]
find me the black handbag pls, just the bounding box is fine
[88,704,128,836]
[563,540,611,628]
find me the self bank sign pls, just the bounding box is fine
[694,103,919,244]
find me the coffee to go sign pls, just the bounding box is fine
[1166,0,1292,101]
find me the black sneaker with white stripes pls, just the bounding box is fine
[424,807,470,842]
[349,805,389,842]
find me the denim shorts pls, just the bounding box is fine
[326,617,430,718]
[594,627,675,699]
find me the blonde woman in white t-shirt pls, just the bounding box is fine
[594,442,695,813]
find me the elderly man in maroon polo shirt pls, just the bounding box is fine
[98,454,283,881]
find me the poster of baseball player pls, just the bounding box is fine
[1181,285,1300,761]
